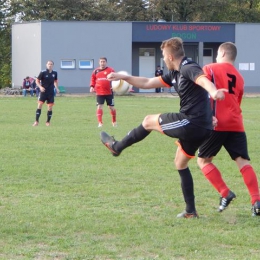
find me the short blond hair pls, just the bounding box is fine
[160,37,185,59]
[219,42,237,61]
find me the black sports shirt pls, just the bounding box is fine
[161,57,212,129]
[37,69,58,94]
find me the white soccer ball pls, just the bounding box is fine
[111,71,130,95]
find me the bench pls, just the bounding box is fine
[58,86,66,96]
[3,87,22,95]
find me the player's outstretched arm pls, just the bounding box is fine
[107,72,163,90]
[197,76,227,100]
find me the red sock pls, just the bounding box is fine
[201,163,229,197]
[240,165,260,204]
[110,109,116,123]
[97,109,103,123]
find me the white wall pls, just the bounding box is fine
[12,22,42,87]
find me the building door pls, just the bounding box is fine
[203,48,213,66]
[139,48,155,93]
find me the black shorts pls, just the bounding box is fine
[159,113,210,156]
[198,131,250,160]
[38,91,54,104]
[96,94,114,107]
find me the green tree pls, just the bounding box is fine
[147,0,260,22]
[10,0,98,21]
[115,0,149,21]
[1,0,260,88]
[0,0,11,88]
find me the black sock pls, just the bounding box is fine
[178,168,196,213]
[36,109,41,122]
[47,110,52,122]
[114,124,150,153]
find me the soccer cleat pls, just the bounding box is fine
[252,200,260,217]
[98,122,103,128]
[218,190,236,212]
[112,122,117,127]
[32,121,39,126]
[46,122,50,126]
[100,131,120,156]
[176,211,199,218]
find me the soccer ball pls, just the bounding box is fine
[111,71,130,95]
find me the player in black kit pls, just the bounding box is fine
[101,37,227,218]
[33,60,59,126]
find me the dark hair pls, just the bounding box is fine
[99,57,107,62]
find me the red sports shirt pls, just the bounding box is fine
[203,63,244,132]
[90,67,115,95]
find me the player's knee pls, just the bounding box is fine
[142,115,153,129]
[197,157,204,169]
[174,157,187,169]
[174,157,179,169]
[197,157,211,170]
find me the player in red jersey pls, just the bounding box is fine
[197,42,260,216]
[90,57,117,127]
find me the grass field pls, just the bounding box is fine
[0,94,260,260]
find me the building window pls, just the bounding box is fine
[79,59,94,69]
[203,48,213,66]
[139,48,155,57]
[61,59,76,69]
[203,49,212,56]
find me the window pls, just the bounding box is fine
[79,59,94,69]
[60,59,76,69]
[203,49,212,57]
[139,48,155,57]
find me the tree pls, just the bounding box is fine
[1,0,260,88]
[115,0,149,21]
[0,0,12,88]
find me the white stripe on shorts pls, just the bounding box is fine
[161,119,190,131]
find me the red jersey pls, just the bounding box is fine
[203,63,244,132]
[90,67,115,95]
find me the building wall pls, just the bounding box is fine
[12,22,42,87]
[12,21,133,93]
[12,21,260,93]
[235,23,260,92]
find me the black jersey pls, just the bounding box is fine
[37,69,58,94]
[161,57,212,130]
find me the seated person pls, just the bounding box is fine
[22,76,34,97]
[30,77,40,97]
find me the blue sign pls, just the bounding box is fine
[132,22,235,42]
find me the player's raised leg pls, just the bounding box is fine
[100,114,161,156]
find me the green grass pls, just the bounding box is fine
[0,94,260,260]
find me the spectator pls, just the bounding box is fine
[155,65,163,93]
[22,76,34,97]
[29,77,40,97]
